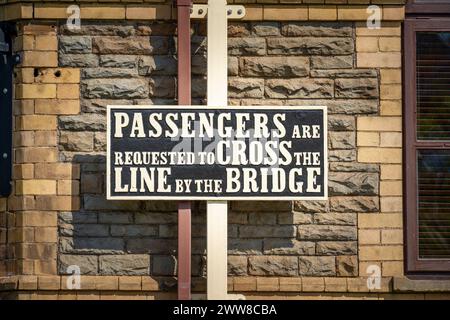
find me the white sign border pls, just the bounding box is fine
[106,105,328,201]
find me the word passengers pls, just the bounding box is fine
[113,110,302,139]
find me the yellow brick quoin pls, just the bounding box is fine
[357,117,402,132]
[35,35,58,51]
[380,100,402,116]
[380,180,402,196]
[16,180,57,195]
[34,68,80,84]
[380,164,402,180]
[380,69,402,84]
[35,131,58,147]
[57,84,80,99]
[359,229,381,245]
[357,132,379,147]
[357,52,401,68]
[21,51,58,68]
[15,84,57,99]
[15,147,58,163]
[359,245,403,261]
[35,99,80,115]
[15,115,57,131]
[359,213,403,229]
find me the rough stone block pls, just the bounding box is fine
[267,37,353,55]
[110,225,158,237]
[228,239,263,255]
[316,241,357,255]
[228,256,248,276]
[265,79,334,99]
[281,22,352,37]
[330,196,379,212]
[60,131,94,152]
[298,225,357,241]
[336,255,358,277]
[149,77,175,98]
[99,254,150,275]
[228,77,264,98]
[100,55,137,68]
[329,131,356,150]
[59,36,92,54]
[251,22,280,36]
[228,37,266,56]
[335,78,379,99]
[299,256,336,276]
[249,256,298,276]
[314,213,356,226]
[239,56,309,77]
[82,79,149,99]
[239,226,296,238]
[92,36,168,55]
[59,254,98,275]
[264,239,315,255]
[152,255,176,276]
[328,172,378,196]
[59,54,99,67]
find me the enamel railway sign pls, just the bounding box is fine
[107,105,328,200]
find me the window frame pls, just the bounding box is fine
[404,18,450,274]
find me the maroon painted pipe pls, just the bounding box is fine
[176,0,192,301]
[177,0,192,105]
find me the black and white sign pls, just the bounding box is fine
[107,106,327,200]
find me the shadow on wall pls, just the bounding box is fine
[59,151,361,281]
[58,155,297,282]
[59,154,200,280]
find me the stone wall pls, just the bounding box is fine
[54,20,381,278]
[0,0,413,298]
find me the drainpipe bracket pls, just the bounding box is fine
[190,4,208,19]
[190,4,246,19]
[226,5,246,19]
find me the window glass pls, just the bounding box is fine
[416,32,450,141]
[418,149,450,259]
